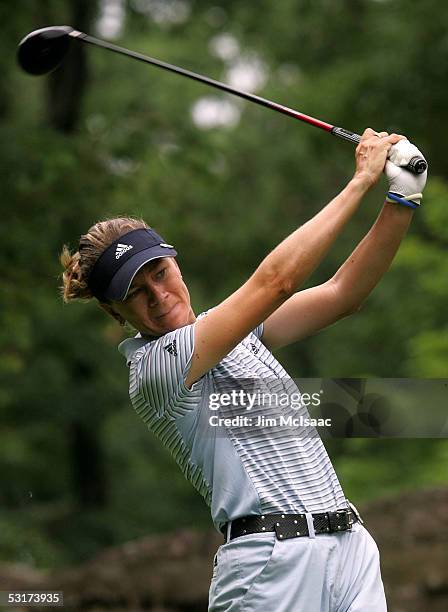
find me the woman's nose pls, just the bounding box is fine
[147,284,168,307]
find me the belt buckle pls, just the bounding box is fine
[348,501,364,525]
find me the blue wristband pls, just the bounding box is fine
[386,192,419,209]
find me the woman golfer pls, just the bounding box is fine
[61,129,426,611]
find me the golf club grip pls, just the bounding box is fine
[331,127,427,175]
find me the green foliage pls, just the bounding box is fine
[332,439,448,502]
[406,331,448,377]
[0,510,66,568]
[422,177,448,241]
[1,0,447,568]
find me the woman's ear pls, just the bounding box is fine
[98,302,126,326]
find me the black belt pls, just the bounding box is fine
[221,507,361,542]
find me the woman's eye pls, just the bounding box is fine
[127,287,142,300]
[156,268,166,280]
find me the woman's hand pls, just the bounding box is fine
[353,128,405,190]
[385,139,428,206]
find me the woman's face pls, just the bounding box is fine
[107,257,195,336]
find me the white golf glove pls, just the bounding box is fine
[385,139,428,207]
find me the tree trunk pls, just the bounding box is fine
[46,0,97,132]
[70,419,108,508]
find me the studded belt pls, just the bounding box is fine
[221,507,361,542]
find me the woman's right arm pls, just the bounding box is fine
[185,129,401,388]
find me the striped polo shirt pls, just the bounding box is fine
[119,314,348,531]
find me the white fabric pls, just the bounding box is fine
[209,522,387,611]
[119,316,348,529]
[305,512,316,539]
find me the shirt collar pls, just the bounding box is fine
[117,311,207,365]
[118,332,158,366]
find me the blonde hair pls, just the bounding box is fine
[60,217,149,303]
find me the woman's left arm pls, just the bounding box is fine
[262,201,413,351]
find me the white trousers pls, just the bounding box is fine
[208,522,387,612]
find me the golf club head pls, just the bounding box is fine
[17,26,74,75]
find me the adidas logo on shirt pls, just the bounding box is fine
[250,343,259,355]
[164,340,178,357]
[115,243,133,259]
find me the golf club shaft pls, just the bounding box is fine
[69,30,426,174]
[72,30,333,132]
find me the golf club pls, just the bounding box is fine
[17,25,427,175]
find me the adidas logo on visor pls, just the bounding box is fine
[115,243,133,259]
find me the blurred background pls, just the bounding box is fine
[1,0,447,610]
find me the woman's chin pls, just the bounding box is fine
[138,303,193,336]
[153,304,186,333]
[164,305,188,331]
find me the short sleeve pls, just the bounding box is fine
[252,322,264,340]
[130,323,203,419]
